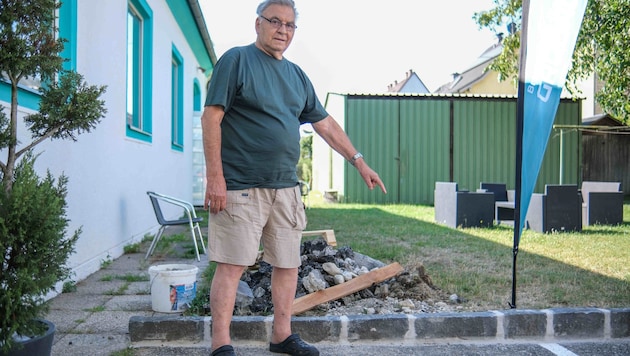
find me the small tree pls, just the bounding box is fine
[0,0,106,352]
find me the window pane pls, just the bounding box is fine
[171,47,184,150]
[171,59,179,145]
[126,9,141,129]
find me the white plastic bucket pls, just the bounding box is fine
[148,264,198,313]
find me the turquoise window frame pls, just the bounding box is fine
[171,45,184,151]
[127,11,142,130]
[58,0,77,71]
[0,1,77,110]
[193,78,201,112]
[126,0,153,142]
[0,85,40,111]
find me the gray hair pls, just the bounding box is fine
[256,0,298,18]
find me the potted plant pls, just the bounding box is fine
[0,1,106,354]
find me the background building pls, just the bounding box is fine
[0,0,216,289]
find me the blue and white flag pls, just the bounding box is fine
[516,0,587,240]
[511,0,587,307]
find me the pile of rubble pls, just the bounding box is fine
[233,238,463,316]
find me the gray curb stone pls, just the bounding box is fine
[129,307,630,344]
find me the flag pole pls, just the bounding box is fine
[510,0,531,309]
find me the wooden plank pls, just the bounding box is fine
[302,229,337,246]
[291,262,404,315]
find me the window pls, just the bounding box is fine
[171,45,184,151]
[126,0,153,142]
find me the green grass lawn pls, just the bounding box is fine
[194,197,630,312]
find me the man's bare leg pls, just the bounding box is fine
[210,263,246,351]
[270,266,298,343]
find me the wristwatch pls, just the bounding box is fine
[349,152,363,166]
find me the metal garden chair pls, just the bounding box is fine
[146,191,206,261]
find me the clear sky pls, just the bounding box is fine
[200,0,500,99]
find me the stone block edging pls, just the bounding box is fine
[129,307,630,344]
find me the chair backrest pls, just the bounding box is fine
[581,181,621,205]
[147,192,168,225]
[435,181,458,193]
[544,184,579,207]
[582,181,621,193]
[581,181,621,204]
[480,182,508,202]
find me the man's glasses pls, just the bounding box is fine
[259,15,297,32]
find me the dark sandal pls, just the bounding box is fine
[269,333,319,355]
[211,344,236,356]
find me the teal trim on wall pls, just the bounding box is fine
[126,0,153,142]
[0,82,40,111]
[165,0,214,75]
[193,78,201,111]
[171,44,184,152]
[59,0,77,71]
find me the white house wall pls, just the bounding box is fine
[312,93,347,197]
[2,1,211,290]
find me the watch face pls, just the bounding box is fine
[350,153,362,165]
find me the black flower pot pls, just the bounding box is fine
[2,319,55,356]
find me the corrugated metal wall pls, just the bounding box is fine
[339,94,582,205]
[452,99,517,192]
[343,98,399,204]
[399,99,451,204]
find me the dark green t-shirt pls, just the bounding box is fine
[205,44,328,190]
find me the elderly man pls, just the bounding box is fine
[202,1,387,355]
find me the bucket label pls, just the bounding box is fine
[169,282,197,311]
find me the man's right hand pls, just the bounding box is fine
[204,177,227,214]
[201,105,227,214]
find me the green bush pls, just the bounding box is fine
[0,154,79,353]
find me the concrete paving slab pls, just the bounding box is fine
[52,333,130,356]
[45,309,92,333]
[106,253,152,272]
[104,294,152,312]
[72,279,130,296]
[124,281,152,295]
[78,310,151,334]
[47,293,111,311]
